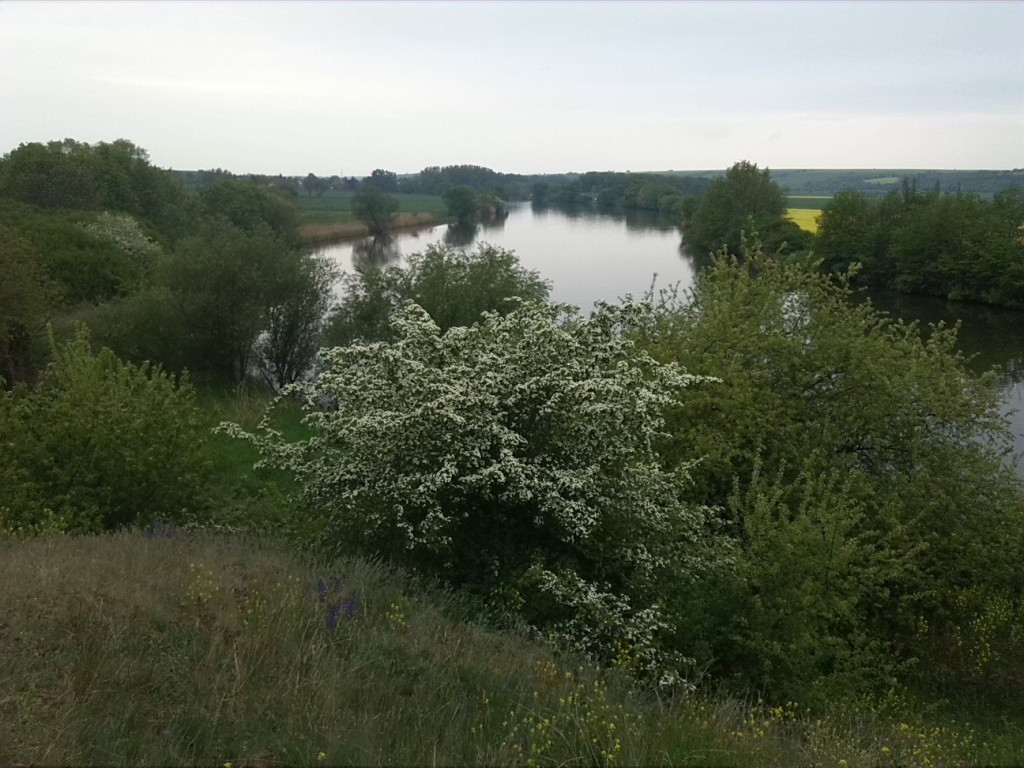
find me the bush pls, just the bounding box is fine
[228,300,727,684]
[0,326,207,532]
[640,236,1024,703]
[326,243,551,345]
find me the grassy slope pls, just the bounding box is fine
[2,390,1020,766]
[3,530,1011,767]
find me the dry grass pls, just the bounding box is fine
[299,213,439,245]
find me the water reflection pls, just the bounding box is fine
[478,212,509,233]
[350,234,401,271]
[858,289,1024,386]
[624,209,679,232]
[444,222,479,246]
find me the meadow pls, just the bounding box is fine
[3,526,1017,767]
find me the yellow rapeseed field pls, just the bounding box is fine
[787,208,820,233]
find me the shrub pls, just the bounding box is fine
[640,236,1024,703]
[0,325,207,532]
[228,300,727,684]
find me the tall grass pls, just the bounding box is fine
[1,530,1012,766]
[299,212,439,245]
[294,192,448,225]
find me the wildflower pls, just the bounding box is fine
[332,577,342,594]
[326,602,341,632]
[343,595,357,620]
[316,578,327,603]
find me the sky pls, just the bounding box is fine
[1,0,1022,176]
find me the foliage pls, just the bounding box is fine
[687,161,809,257]
[443,185,482,225]
[817,187,1024,308]
[255,252,338,389]
[366,168,399,193]
[196,178,300,245]
[229,300,725,683]
[350,187,400,236]
[326,243,551,345]
[0,223,59,386]
[0,326,206,532]
[638,238,1024,703]
[0,200,151,304]
[0,138,187,236]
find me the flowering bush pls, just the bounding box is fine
[228,300,724,682]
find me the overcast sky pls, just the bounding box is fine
[2,0,1022,176]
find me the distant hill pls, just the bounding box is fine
[666,168,1024,198]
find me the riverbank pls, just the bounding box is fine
[299,212,439,245]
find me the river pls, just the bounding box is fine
[317,203,1024,474]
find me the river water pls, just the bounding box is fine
[317,203,1024,474]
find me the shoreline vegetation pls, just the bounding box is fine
[299,212,438,245]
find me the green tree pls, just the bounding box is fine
[366,168,399,193]
[351,187,400,236]
[326,243,550,345]
[196,179,300,245]
[160,223,292,383]
[0,140,101,210]
[255,252,338,389]
[442,185,481,225]
[687,161,788,256]
[0,224,59,386]
[639,238,1024,702]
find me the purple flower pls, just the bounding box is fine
[326,602,341,632]
[332,577,342,595]
[343,595,357,621]
[316,578,327,603]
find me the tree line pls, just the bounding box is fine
[0,138,334,389]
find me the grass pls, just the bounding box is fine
[192,384,311,535]
[786,195,832,210]
[787,207,821,233]
[294,192,447,244]
[294,192,448,225]
[300,212,438,245]
[1,527,1015,766]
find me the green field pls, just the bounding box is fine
[294,191,447,225]
[785,196,831,210]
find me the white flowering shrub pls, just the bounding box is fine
[228,299,723,682]
[80,212,162,263]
